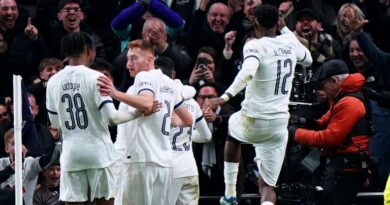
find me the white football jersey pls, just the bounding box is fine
[226,28,312,119]
[123,69,184,167]
[46,65,118,171]
[115,86,138,160]
[170,98,210,178]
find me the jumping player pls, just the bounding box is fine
[208,5,313,205]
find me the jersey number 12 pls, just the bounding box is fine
[274,59,292,95]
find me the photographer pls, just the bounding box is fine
[289,59,371,205]
[188,46,221,89]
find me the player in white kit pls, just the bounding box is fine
[46,32,142,205]
[208,5,313,205]
[97,39,193,205]
[164,79,212,205]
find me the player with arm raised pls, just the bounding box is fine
[208,5,312,205]
[46,32,142,205]
[97,39,193,205]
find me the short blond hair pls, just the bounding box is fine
[4,128,14,146]
[127,39,155,56]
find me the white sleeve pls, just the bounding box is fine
[99,101,142,126]
[280,27,313,67]
[192,116,212,143]
[115,123,127,158]
[48,112,60,129]
[114,102,135,158]
[134,72,155,95]
[114,86,137,157]
[225,40,260,97]
[46,82,60,128]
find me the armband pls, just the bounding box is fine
[221,92,233,102]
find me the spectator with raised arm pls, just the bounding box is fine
[111,0,185,52]
[345,9,390,191]
[207,5,312,204]
[187,0,231,60]
[0,0,48,87]
[0,128,61,205]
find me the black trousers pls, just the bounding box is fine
[319,155,366,205]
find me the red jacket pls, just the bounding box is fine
[295,73,369,154]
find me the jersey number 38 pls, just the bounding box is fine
[61,93,89,130]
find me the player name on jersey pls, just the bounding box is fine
[160,85,175,95]
[62,82,81,91]
[274,47,292,56]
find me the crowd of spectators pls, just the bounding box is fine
[0,0,389,204]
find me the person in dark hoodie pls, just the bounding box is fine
[345,9,390,191]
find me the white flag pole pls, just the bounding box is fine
[13,75,23,205]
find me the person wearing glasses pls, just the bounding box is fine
[194,83,236,197]
[47,0,106,61]
[289,59,371,205]
[187,1,231,61]
[0,0,48,88]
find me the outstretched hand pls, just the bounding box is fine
[343,7,369,32]
[205,97,225,110]
[278,1,293,17]
[97,75,116,96]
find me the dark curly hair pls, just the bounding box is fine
[254,4,279,29]
[61,32,94,57]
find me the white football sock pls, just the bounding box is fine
[224,161,239,198]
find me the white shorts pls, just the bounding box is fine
[60,164,116,202]
[168,176,199,205]
[114,161,125,205]
[229,111,288,186]
[117,162,172,205]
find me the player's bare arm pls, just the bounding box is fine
[205,97,226,111]
[174,106,193,127]
[144,100,162,116]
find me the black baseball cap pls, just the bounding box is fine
[311,59,349,84]
[296,8,320,21]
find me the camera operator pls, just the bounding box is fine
[288,59,371,205]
